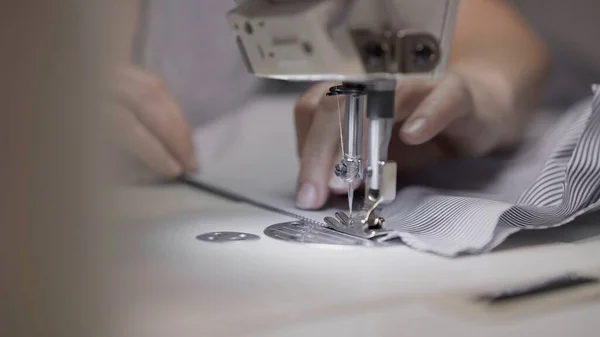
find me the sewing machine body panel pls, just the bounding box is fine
[227,0,459,82]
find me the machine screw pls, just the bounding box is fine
[413,42,436,66]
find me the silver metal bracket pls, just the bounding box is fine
[196,232,260,243]
[324,210,394,240]
[365,161,398,205]
[324,159,398,241]
[352,29,441,74]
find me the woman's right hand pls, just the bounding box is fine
[292,72,522,210]
[112,65,198,178]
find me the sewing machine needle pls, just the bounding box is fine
[348,183,353,217]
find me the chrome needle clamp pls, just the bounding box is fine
[328,83,367,216]
[324,81,398,240]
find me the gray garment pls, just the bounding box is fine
[509,0,600,108]
[134,0,600,127]
[134,0,260,128]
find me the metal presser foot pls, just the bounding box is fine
[324,201,394,240]
[324,160,398,241]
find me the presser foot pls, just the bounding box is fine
[323,206,393,240]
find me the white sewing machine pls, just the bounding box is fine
[226,0,459,238]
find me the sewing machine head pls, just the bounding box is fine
[227,0,459,83]
[226,0,459,238]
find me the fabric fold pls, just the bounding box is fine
[378,89,599,256]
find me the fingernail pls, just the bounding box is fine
[328,174,346,190]
[296,183,317,209]
[188,152,200,172]
[402,118,426,135]
[165,158,183,176]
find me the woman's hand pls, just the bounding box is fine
[111,65,198,178]
[293,73,518,210]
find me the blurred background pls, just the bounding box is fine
[1,2,131,336]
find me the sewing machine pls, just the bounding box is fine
[226,0,459,239]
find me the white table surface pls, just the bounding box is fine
[111,95,600,337]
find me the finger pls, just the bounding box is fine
[296,90,341,210]
[116,66,198,172]
[294,82,337,157]
[399,74,471,145]
[394,77,437,122]
[388,125,451,174]
[111,105,183,178]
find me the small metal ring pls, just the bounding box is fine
[196,231,260,243]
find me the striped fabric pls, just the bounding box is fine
[377,86,600,256]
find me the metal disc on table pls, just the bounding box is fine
[196,231,260,243]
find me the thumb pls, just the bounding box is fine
[399,74,471,145]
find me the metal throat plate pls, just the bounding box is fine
[264,221,399,247]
